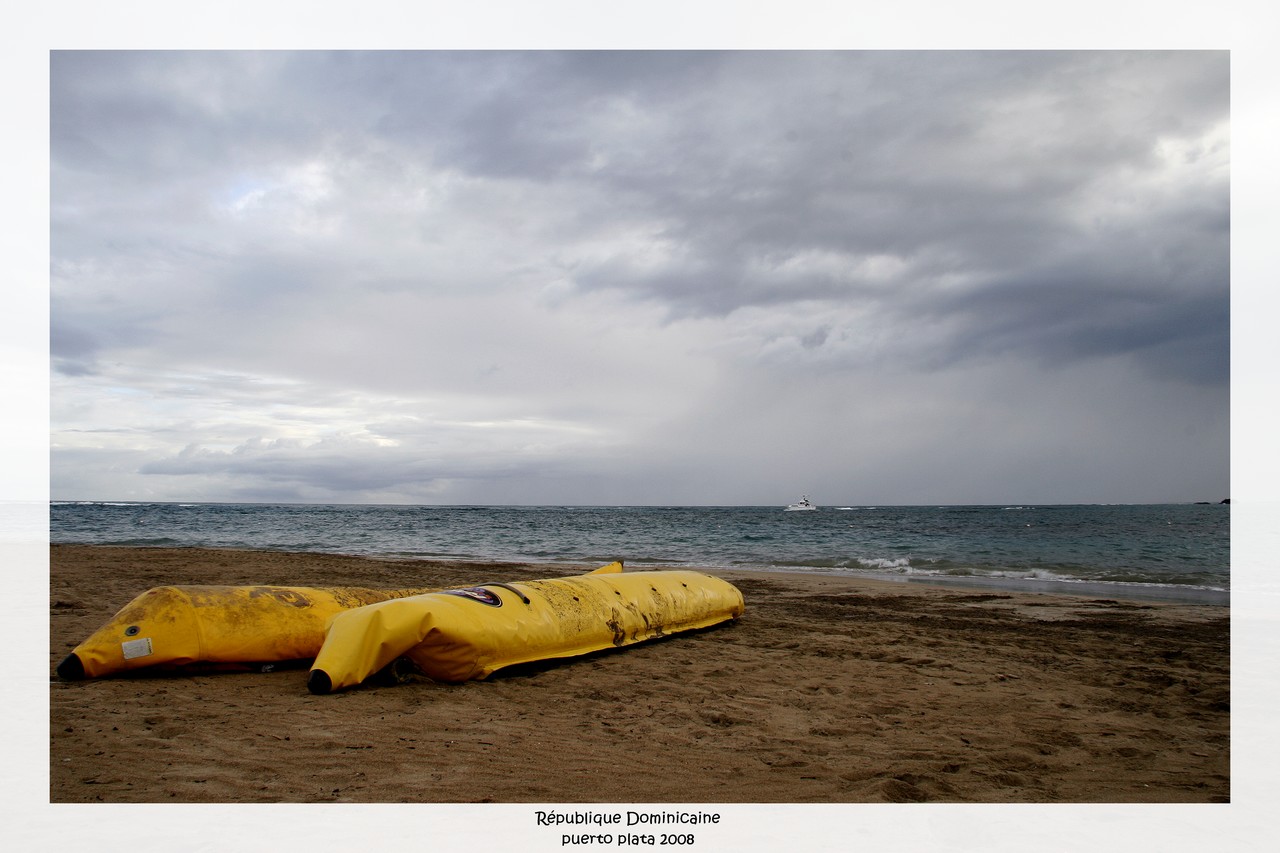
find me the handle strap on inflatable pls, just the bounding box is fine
[483,582,531,605]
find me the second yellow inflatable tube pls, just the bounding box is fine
[56,582,444,680]
[308,569,744,693]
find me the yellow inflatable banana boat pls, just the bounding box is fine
[56,582,444,680]
[307,568,745,694]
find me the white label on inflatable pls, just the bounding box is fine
[121,637,153,660]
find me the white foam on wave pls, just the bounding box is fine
[856,557,912,571]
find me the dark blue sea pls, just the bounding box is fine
[49,501,1229,604]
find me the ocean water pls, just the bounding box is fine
[49,501,1229,603]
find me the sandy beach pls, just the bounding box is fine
[49,544,1229,804]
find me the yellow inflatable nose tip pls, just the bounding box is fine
[56,653,85,681]
[307,670,333,695]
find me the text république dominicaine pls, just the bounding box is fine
[536,810,722,827]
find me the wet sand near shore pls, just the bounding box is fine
[49,545,1229,803]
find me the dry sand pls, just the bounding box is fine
[49,544,1229,804]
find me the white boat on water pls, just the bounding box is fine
[784,495,818,511]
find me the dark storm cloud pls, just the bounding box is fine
[269,49,1220,392]
[910,258,1230,384]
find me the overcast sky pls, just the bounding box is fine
[49,50,1229,506]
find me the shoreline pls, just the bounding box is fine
[861,570,1230,605]
[49,539,1230,607]
[50,544,1229,803]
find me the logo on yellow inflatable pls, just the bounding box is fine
[440,587,503,607]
